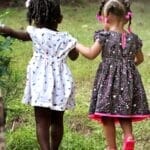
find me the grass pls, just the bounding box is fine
[0,1,150,150]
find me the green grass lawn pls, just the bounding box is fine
[0,1,150,150]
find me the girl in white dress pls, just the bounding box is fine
[0,0,79,149]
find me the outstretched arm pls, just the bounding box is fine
[76,40,102,60]
[68,48,79,61]
[0,25,31,41]
[134,50,144,66]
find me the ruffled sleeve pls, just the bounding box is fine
[26,25,36,40]
[136,35,143,51]
[94,30,108,46]
[63,32,77,52]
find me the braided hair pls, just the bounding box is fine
[27,0,63,29]
[98,0,132,30]
[122,0,132,31]
[98,0,109,16]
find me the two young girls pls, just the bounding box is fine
[0,0,150,150]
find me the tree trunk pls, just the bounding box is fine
[0,90,5,150]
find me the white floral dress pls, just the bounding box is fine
[22,26,77,111]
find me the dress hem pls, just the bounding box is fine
[22,101,75,111]
[88,113,150,124]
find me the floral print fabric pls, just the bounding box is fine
[89,30,150,122]
[22,26,77,111]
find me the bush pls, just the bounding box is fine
[0,36,14,96]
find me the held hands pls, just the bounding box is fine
[68,48,79,61]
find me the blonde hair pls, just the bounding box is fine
[103,0,126,17]
[98,0,132,32]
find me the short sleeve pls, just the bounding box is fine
[26,26,35,39]
[136,36,143,51]
[64,32,77,51]
[94,30,108,46]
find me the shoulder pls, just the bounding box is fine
[129,32,142,41]
[94,29,110,35]
[59,31,73,38]
[26,26,55,35]
[26,26,57,39]
[131,32,143,49]
[94,29,110,39]
[26,25,36,33]
[26,26,42,37]
[94,29,110,44]
[59,31,77,42]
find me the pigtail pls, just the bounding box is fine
[96,0,108,22]
[122,0,132,32]
[99,0,107,16]
[128,10,132,32]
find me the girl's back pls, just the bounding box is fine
[23,26,77,111]
[94,30,142,61]
[27,26,76,61]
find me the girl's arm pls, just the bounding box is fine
[0,26,31,41]
[68,48,79,61]
[134,50,144,66]
[76,40,102,60]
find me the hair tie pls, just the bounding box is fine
[125,12,133,20]
[121,32,126,49]
[25,0,31,8]
[96,14,103,22]
[128,26,132,33]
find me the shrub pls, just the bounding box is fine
[0,36,13,95]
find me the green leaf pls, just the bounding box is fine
[0,37,14,51]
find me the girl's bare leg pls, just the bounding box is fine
[119,118,134,139]
[50,110,64,150]
[102,117,117,150]
[119,118,135,150]
[34,107,51,150]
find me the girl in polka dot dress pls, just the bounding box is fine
[0,0,79,149]
[76,0,150,150]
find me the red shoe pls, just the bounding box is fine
[123,135,135,150]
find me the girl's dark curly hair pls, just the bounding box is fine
[98,0,132,29]
[27,0,63,29]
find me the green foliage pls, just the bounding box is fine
[0,37,13,51]
[0,36,13,88]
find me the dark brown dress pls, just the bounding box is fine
[89,30,150,123]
